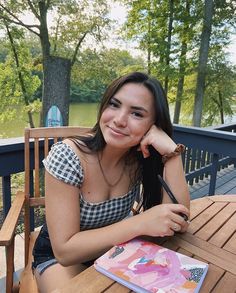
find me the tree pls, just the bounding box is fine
[122,0,236,126]
[173,0,190,124]
[5,24,37,127]
[71,48,146,102]
[0,35,41,126]
[203,56,236,125]
[164,0,174,93]
[0,0,109,126]
[192,0,214,126]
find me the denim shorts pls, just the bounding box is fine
[33,256,95,276]
[32,224,95,276]
[34,258,58,275]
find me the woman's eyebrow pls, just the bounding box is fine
[112,97,148,113]
[131,105,148,113]
[111,97,121,104]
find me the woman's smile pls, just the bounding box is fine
[108,126,129,137]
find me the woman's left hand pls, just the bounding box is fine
[139,125,177,158]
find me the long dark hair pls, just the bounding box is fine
[75,72,173,210]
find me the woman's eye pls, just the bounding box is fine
[108,100,119,108]
[132,112,143,118]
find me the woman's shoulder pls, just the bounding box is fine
[43,140,87,187]
[48,139,84,161]
[62,138,92,163]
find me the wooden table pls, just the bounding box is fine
[54,195,236,293]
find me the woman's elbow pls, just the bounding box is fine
[53,245,87,267]
[54,251,71,267]
[53,246,75,267]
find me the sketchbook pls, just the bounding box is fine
[94,238,208,293]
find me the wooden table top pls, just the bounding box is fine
[54,195,236,293]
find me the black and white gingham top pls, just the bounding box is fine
[43,142,140,231]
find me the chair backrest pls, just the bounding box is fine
[24,126,91,265]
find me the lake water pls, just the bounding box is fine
[0,103,99,139]
[0,102,235,139]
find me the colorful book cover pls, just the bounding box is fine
[94,238,208,293]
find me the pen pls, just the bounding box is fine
[157,175,189,222]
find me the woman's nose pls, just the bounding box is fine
[114,110,127,127]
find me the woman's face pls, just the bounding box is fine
[100,82,156,150]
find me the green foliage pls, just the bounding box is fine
[0,36,41,123]
[122,0,236,126]
[46,0,110,59]
[203,56,236,126]
[11,173,24,194]
[0,0,235,127]
[71,48,146,102]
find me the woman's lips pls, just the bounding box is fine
[108,127,128,136]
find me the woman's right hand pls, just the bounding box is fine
[136,203,190,237]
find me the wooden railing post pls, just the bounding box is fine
[2,175,11,218]
[5,239,14,293]
[208,153,219,195]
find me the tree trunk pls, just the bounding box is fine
[147,1,151,75]
[164,0,174,94]
[173,0,189,124]
[173,41,187,124]
[218,90,224,124]
[41,56,71,126]
[192,0,214,127]
[38,1,71,127]
[173,47,186,124]
[147,21,151,75]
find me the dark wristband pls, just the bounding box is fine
[162,144,185,164]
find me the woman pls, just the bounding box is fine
[32,72,190,292]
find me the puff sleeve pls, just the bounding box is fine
[43,141,84,187]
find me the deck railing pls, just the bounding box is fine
[1,124,236,221]
[174,124,236,195]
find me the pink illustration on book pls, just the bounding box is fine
[95,239,208,292]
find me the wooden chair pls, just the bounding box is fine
[0,126,90,293]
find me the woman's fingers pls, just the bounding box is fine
[172,206,190,233]
[139,203,190,237]
[170,209,190,233]
[139,136,150,158]
[170,204,190,220]
[172,222,181,232]
[162,204,190,234]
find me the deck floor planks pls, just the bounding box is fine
[189,164,236,199]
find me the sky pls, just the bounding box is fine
[225,35,236,65]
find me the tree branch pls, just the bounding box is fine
[27,0,40,20]
[0,3,40,36]
[71,31,88,67]
[52,16,61,54]
[46,0,51,10]
[212,97,220,108]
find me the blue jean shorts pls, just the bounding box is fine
[32,224,94,276]
[34,258,58,275]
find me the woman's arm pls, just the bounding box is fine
[162,155,190,208]
[45,170,189,267]
[139,125,190,207]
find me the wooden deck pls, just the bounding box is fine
[189,164,236,200]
